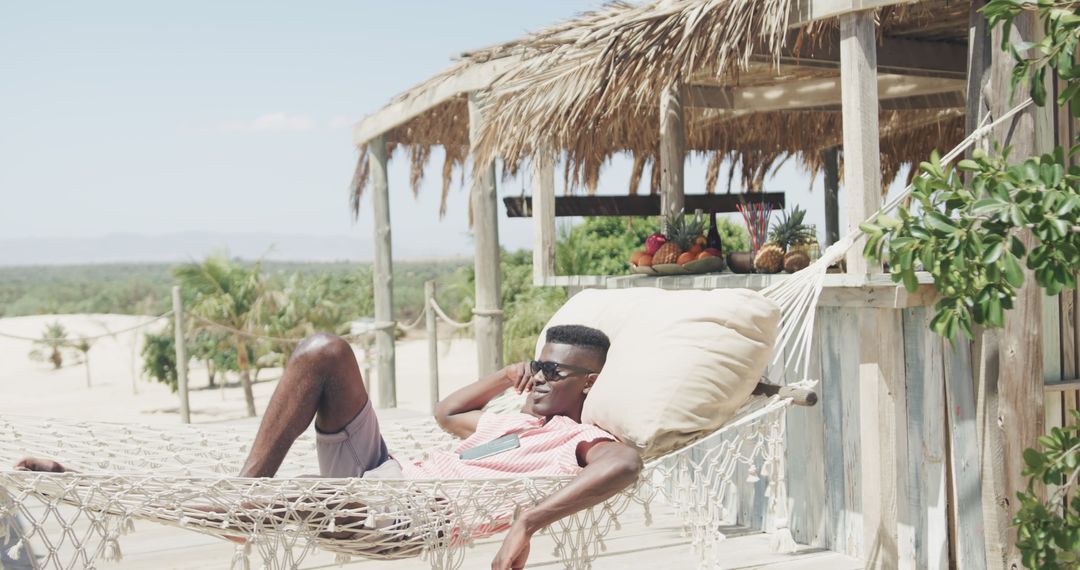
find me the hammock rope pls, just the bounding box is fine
[0,394,791,570]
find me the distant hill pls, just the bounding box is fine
[0,232,479,266]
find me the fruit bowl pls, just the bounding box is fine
[630,255,724,276]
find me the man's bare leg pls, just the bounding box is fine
[239,334,370,478]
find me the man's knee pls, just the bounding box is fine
[290,333,355,370]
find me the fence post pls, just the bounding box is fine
[426,281,440,412]
[172,286,191,424]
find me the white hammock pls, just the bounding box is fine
[0,100,1033,570]
[0,393,792,570]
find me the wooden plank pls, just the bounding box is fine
[531,146,556,285]
[684,75,963,113]
[1046,294,1062,383]
[839,11,881,275]
[503,193,784,218]
[818,306,861,556]
[944,337,989,570]
[901,307,948,569]
[467,93,504,376]
[789,0,910,27]
[352,56,521,145]
[748,34,968,80]
[368,134,397,408]
[1045,378,1080,393]
[858,309,903,569]
[786,311,828,547]
[973,325,1008,567]
[989,10,1052,569]
[659,82,685,222]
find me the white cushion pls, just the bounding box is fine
[537,288,779,458]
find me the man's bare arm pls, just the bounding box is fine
[433,362,533,438]
[491,440,642,570]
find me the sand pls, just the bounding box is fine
[0,313,480,425]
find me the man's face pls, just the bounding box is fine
[528,342,604,419]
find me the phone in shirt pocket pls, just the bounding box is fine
[458,434,521,460]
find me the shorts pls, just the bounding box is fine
[315,399,399,478]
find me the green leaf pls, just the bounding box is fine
[983,241,1005,264]
[1005,253,1026,288]
[926,212,958,234]
[957,159,982,172]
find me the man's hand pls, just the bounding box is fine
[491,520,532,570]
[504,361,535,395]
[14,457,68,473]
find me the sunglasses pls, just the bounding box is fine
[529,360,596,382]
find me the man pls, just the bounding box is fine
[16,324,642,570]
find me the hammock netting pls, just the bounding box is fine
[0,394,792,570]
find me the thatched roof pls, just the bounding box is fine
[350,0,970,217]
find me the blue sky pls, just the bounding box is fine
[0,1,888,261]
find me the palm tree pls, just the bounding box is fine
[29,321,69,370]
[173,255,276,417]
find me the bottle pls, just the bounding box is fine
[706,210,723,253]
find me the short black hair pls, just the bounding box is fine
[546,325,610,356]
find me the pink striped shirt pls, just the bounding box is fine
[398,411,616,480]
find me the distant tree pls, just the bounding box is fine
[173,255,278,417]
[28,321,69,370]
[141,332,178,393]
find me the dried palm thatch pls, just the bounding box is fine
[351,0,968,218]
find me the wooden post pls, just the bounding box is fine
[989,11,1051,569]
[945,336,990,570]
[839,12,881,275]
[857,309,903,569]
[369,134,397,408]
[171,286,190,424]
[532,145,556,285]
[468,92,504,376]
[965,6,1008,566]
[823,147,840,246]
[425,280,440,412]
[901,308,949,569]
[659,82,685,225]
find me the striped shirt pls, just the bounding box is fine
[398,411,616,480]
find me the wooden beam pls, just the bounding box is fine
[901,307,949,569]
[503,193,785,218]
[944,335,990,570]
[789,0,909,27]
[990,10,1051,570]
[823,147,840,246]
[369,134,397,408]
[858,308,903,568]
[839,12,881,276]
[685,75,963,113]
[352,55,521,145]
[532,145,556,285]
[659,83,685,222]
[750,35,967,80]
[468,93,504,376]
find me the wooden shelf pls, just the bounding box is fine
[539,271,939,309]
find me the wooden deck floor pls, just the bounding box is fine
[70,497,862,570]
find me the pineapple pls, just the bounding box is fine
[654,210,705,265]
[756,207,815,273]
[754,242,785,273]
